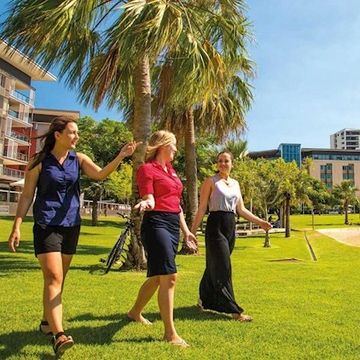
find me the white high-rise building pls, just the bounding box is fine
[330,129,360,150]
[0,40,55,188]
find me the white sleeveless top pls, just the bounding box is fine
[208,174,241,213]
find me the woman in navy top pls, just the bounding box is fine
[128,130,197,348]
[8,116,138,356]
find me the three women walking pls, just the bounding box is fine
[8,122,271,354]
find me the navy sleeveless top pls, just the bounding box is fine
[33,151,81,226]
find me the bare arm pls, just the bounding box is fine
[236,192,272,231]
[78,141,140,181]
[8,164,40,252]
[179,208,197,250]
[190,178,212,234]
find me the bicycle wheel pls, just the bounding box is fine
[105,227,130,274]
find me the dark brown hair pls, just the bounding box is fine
[217,150,234,162]
[28,116,77,170]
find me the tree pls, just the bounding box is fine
[332,181,358,225]
[222,139,248,160]
[152,2,253,254]
[1,0,235,268]
[76,117,132,225]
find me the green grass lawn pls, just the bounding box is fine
[1,215,359,359]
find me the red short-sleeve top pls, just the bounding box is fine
[136,160,183,213]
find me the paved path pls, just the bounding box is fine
[317,228,360,247]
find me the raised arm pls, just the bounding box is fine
[236,191,272,231]
[78,141,139,181]
[8,164,40,252]
[190,177,212,234]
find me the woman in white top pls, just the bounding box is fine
[191,151,272,321]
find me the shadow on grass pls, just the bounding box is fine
[81,218,124,228]
[0,329,53,360]
[0,314,131,359]
[0,308,238,358]
[69,306,230,326]
[0,253,38,274]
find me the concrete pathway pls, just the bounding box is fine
[317,228,360,247]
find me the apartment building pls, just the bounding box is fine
[0,40,56,188]
[248,144,360,194]
[330,128,360,150]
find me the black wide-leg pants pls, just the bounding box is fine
[199,211,244,314]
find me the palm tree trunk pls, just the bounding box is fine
[285,194,291,237]
[179,109,198,255]
[344,200,349,225]
[91,186,102,226]
[263,206,271,247]
[124,55,152,270]
[249,198,253,231]
[91,199,98,226]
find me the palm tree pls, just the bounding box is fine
[222,139,248,160]
[333,181,358,225]
[152,2,253,253]
[1,0,240,267]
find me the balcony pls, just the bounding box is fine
[7,109,31,127]
[10,89,34,106]
[0,167,25,180]
[11,131,30,143]
[2,149,29,165]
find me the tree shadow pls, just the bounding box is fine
[81,218,124,228]
[174,305,231,321]
[0,308,233,358]
[0,254,38,274]
[0,313,132,359]
[0,329,53,360]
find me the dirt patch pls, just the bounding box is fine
[317,228,360,247]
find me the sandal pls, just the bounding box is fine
[163,336,190,348]
[52,332,74,357]
[39,320,52,336]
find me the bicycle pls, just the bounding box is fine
[101,212,134,274]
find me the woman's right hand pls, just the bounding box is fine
[8,228,20,252]
[134,200,153,213]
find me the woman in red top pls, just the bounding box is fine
[128,130,197,347]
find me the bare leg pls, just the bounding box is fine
[38,252,65,335]
[42,254,73,322]
[128,276,159,324]
[158,274,188,346]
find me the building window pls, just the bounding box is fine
[0,73,6,88]
[312,154,360,161]
[279,144,302,167]
[343,164,355,185]
[320,163,333,189]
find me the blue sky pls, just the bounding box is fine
[1,1,360,151]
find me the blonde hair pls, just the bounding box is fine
[146,130,176,161]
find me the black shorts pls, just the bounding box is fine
[33,223,80,257]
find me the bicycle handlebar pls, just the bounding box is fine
[117,212,131,220]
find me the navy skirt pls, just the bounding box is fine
[141,211,180,277]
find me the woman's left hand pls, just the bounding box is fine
[184,232,198,251]
[120,141,141,158]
